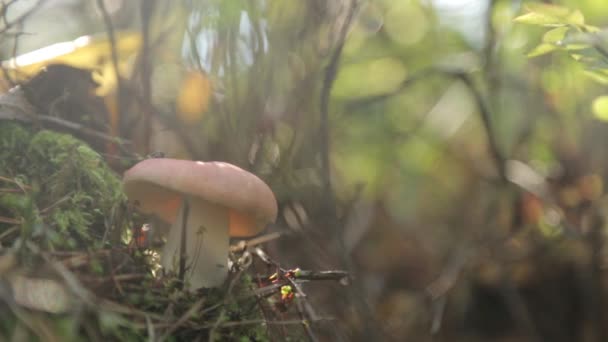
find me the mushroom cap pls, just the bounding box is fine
[123,159,277,237]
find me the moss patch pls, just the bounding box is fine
[0,121,125,250]
[0,122,272,341]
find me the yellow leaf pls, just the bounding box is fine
[515,4,585,27]
[1,32,141,95]
[176,71,212,124]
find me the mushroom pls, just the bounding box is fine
[123,159,277,289]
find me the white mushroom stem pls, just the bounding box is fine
[161,196,230,289]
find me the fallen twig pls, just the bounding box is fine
[37,114,131,146]
[230,231,283,253]
[159,297,205,342]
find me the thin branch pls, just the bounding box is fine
[500,274,543,342]
[143,317,335,331]
[293,290,319,342]
[36,114,131,146]
[139,0,155,155]
[0,0,44,35]
[457,72,507,181]
[347,67,508,182]
[0,216,20,225]
[159,297,205,342]
[289,269,349,282]
[128,90,202,157]
[319,0,358,217]
[208,269,246,341]
[250,248,320,341]
[229,231,283,253]
[96,0,124,150]
[100,299,168,322]
[594,42,608,61]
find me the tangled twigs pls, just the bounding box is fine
[247,247,348,341]
[1,236,347,340]
[158,297,206,342]
[0,175,28,234]
[208,269,246,341]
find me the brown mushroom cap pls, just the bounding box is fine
[123,159,277,237]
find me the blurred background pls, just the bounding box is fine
[3,0,608,341]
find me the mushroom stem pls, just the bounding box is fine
[161,196,230,289]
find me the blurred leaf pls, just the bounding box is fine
[525,3,574,18]
[542,26,570,43]
[527,43,558,57]
[520,9,608,80]
[563,44,592,51]
[10,276,71,314]
[561,31,599,46]
[568,48,608,70]
[176,71,212,124]
[514,12,566,26]
[384,2,428,46]
[514,4,585,27]
[333,57,407,99]
[592,95,608,121]
[357,2,384,35]
[98,311,132,333]
[274,121,295,149]
[565,10,585,26]
[267,0,307,31]
[583,70,608,84]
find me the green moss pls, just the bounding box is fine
[0,122,126,249]
[0,122,271,340]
